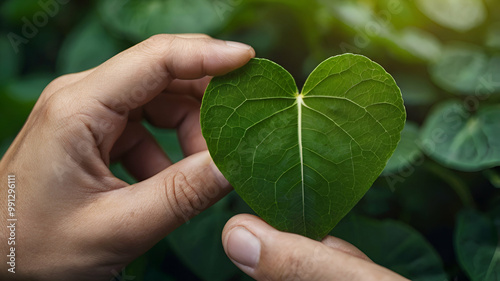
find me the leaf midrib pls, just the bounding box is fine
[297,93,306,234]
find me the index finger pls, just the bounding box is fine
[75,34,255,113]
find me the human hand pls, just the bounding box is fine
[222,214,410,281]
[0,34,254,280]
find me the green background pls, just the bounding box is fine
[1,0,499,280]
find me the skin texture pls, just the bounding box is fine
[0,34,408,281]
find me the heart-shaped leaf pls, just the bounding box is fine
[201,55,405,239]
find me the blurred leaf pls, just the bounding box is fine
[420,101,500,172]
[0,36,21,85]
[376,0,423,29]
[416,0,486,32]
[383,122,422,175]
[393,28,442,62]
[430,44,499,95]
[394,73,439,106]
[57,15,121,74]
[167,202,240,281]
[329,1,375,28]
[324,1,441,62]
[0,0,43,23]
[98,0,226,41]
[5,73,53,102]
[455,209,500,281]
[332,216,448,281]
[486,22,500,49]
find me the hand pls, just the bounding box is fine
[222,214,410,281]
[0,34,254,280]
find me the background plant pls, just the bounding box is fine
[0,0,499,280]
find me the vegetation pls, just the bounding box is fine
[1,0,499,280]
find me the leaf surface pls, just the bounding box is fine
[98,0,225,41]
[455,209,500,281]
[201,55,405,239]
[420,101,500,171]
[430,44,500,95]
[416,0,486,32]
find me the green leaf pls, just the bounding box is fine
[201,55,405,239]
[57,15,121,74]
[332,216,448,281]
[393,27,442,63]
[455,209,500,281]
[416,0,486,32]
[0,0,44,23]
[430,44,500,95]
[98,0,225,41]
[167,202,240,281]
[486,22,500,50]
[383,122,422,175]
[420,100,500,172]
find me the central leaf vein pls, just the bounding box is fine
[297,94,306,232]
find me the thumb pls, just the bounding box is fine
[99,151,232,254]
[222,214,409,281]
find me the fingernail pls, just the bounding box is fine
[226,227,261,268]
[225,41,253,51]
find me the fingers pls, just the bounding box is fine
[164,76,212,101]
[144,94,206,156]
[74,34,255,113]
[110,122,171,181]
[101,151,232,253]
[222,214,409,281]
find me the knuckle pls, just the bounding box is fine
[39,93,72,121]
[38,74,72,102]
[139,34,176,54]
[162,169,208,223]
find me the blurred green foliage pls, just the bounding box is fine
[1,0,499,280]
